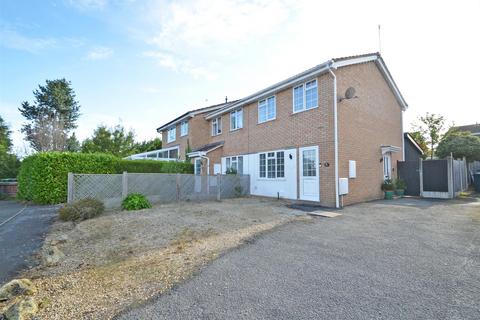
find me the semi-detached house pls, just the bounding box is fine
[146,53,407,208]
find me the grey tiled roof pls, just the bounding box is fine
[192,141,224,153]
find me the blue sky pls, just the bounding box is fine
[1,0,479,154]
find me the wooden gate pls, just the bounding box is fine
[397,160,420,196]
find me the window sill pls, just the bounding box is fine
[230,127,243,132]
[257,177,287,181]
[291,105,318,115]
[257,117,276,125]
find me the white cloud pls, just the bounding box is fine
[66,0,109,11]
[136,0,293,79]
[86,46,114,60]
[143,51,217,80]
[0,29,56,53]
[146,0,290,51]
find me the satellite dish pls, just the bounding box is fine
[345,87,356,99]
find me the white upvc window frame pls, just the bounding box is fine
[180,120,188,136]
[293,79,318,113]
[230,108,243,131]
[167,126,176,143]
[258,150,285,179]
[258,96,276,124]
[225,155,244,174]
[212,117,222,136]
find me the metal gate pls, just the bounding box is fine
[397,160,420,196]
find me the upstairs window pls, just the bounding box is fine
[212,117,222,136]
[167,127,176,143]
[293,79,318,113]
[258,96,276,123]
[230,109,243,131]
[259,151,285,179]
[180,121,188,136]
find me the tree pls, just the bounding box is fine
[408,131,429,159]
[436,131,480,161]
[0,115,13,152]
[133,137,162,154]
[66,133,81,152]
[19,79,80,151]
[413,113,446,159]
[82,124,136,157]
[0,115,20,179]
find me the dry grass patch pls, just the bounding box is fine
[24,198,307,319]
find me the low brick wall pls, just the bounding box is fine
[0,182,18,197]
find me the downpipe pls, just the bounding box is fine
[328,67,340,209]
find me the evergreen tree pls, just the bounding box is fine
[19,79,80,151]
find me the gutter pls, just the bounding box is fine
[328,66,340,209]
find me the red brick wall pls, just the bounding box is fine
[336,62,404,205]
[207,73,337,207]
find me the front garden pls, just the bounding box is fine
[1,198,308,319]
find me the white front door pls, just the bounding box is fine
[299,146,320,201]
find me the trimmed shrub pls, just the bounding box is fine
[58,198,105,221]
[122,193,151,211]
[117,159,193,174]
[17,152,194,204]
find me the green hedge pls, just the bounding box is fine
[17,152,193,204]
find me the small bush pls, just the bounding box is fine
[395,178,407,190]
[59,198,105,221]
[122,193,151,211]
[225,167,238,175]
[381,179,395,191]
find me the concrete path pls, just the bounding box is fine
[0,201,57,284]
[118,197,480,320]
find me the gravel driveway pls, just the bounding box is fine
[118,197,480,320]
[0,201,57,284]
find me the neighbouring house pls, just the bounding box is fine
[453,123,480,136]
[404,133,424,161]
[132,52,408,207]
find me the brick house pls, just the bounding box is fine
[148,53,407,207]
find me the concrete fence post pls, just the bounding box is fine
[67,172,73,203]
[122,171,128,200]
[419,158,423,198]
[217,174,221,201]
[176,173,181,201]
[447,156,454,199]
